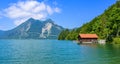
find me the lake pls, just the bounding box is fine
[0,40,120,64]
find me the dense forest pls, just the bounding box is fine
[58,1,120,44]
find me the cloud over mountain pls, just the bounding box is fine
[3,0,61,26]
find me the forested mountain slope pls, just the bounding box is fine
[58,1,120,42]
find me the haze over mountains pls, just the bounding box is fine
[0,18,64,39]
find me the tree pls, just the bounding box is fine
[58,29,70,40]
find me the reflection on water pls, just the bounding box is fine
[0,40,120,64]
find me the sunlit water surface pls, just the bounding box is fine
[0,40,120,64]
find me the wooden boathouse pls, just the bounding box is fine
[78,34,98,43]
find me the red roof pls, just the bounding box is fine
[79,34,98,38]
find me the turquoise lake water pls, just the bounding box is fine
[0,40,120,64]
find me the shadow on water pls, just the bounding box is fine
[77,42,120,49]
[77,43,99,48]
[77,42,120,64]
[104,44,120,64]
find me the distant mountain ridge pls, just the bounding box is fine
[0,18,64,39]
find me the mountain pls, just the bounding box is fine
[58,1,120,42]
[0,18,64,39]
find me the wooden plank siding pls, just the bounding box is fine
[78,34,98,43]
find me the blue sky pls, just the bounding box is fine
[0,0,116,30]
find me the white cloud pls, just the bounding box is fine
[54,7,61,13]
[3,0,61,26]
[47,5,53,15]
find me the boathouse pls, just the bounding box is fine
[78,34,98,43]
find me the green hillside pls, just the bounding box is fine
[58,1,120,43]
